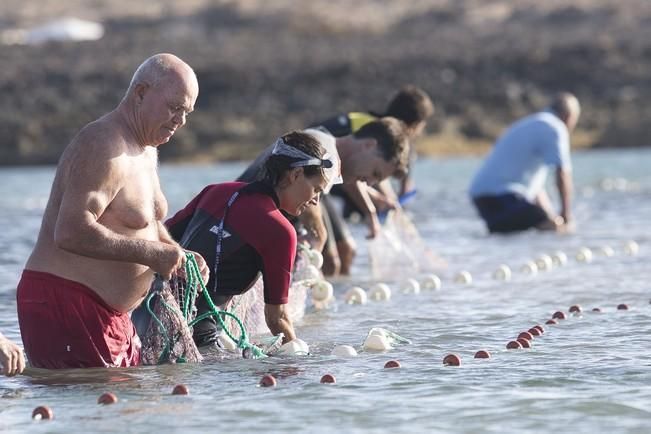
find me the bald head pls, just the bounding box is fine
[119,53,199,147]
[550,92,580,132]
[125,53,198,99]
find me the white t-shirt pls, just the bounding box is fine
[469,111,572,202]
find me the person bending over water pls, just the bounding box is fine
[468,92,580,234]
[238,118,410,276]
[17,53,208,369]
[310,86,433,274]
[165,130,341,347]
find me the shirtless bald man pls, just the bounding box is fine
[17,53,208,369]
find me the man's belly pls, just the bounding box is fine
[26,233,159,313]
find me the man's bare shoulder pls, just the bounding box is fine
[69,113,130,158]
[59,114,133,183]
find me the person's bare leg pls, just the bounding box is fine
[337,238,356,275]
[322,243,341,276]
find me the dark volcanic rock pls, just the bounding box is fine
[1,1,651,165]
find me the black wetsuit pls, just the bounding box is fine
[167,181,297,346]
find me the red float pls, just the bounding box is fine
[384,360,401,369]
[443,354,461,366]
[97,392,118,405]
[320,374,336,384]
[31,406,53,420]
[545,319,557,325]
[259,374,277,387]
[518,332,534,341]
[528,328,541,337]
[569,305,582,313]
[552,311,566,320]
[172,384,189,395]
[506,341,522,349]
[474,350,491,359]
[517,338,531,348]
[617,304,629,310]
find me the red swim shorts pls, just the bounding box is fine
[17,270,141,369]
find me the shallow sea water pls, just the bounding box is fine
[1,148,650,433]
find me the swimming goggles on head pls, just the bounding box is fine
[271,130,343,193]
[271,138,332,168]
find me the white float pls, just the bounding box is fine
[344,286,368,304]
[576,247,593,263]
[551,251,568,266]
[624,240,639,256]
[363,334,392,351]
[278,338,310,356]
[535,255,553,271]
[296,264,321,282]
[520,261,538,275]
[400,278,421,294]
[364,327,411,349]
[307,249,324,269]
[598,245,615,257]
[311,280,334,302]
[219,330,238,351]
[420,274,442,290]
[368,283,392,301]
[331,345,358,357]
[493,264,512,281]
[454,271,472,285]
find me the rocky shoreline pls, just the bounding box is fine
[1,0,650,165]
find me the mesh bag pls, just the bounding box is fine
[136,275,203,365]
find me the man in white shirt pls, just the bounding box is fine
[469,93,580,233]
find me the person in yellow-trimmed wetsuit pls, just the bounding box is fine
[309,85,434,275]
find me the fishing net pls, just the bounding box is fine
[223,247,312,338]
[137,274,203,365]
[135,253,267,365]
[368,208,446,280]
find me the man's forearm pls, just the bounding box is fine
[535,190,556,218]
[55,216,167,268]
[556,169,573,220]
[342,181,377,218]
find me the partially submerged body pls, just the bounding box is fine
[17,53,204,369]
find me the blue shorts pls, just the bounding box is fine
[472,193,549,233]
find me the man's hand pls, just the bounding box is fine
[151,244,186,280]
[558,215,576,234]
[0,335,25,377]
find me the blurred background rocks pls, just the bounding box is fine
[1,0,650,165]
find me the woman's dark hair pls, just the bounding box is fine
[261,131,325,186]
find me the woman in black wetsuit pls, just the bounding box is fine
[166,130,341,347]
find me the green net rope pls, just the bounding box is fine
[145,253,267,363]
